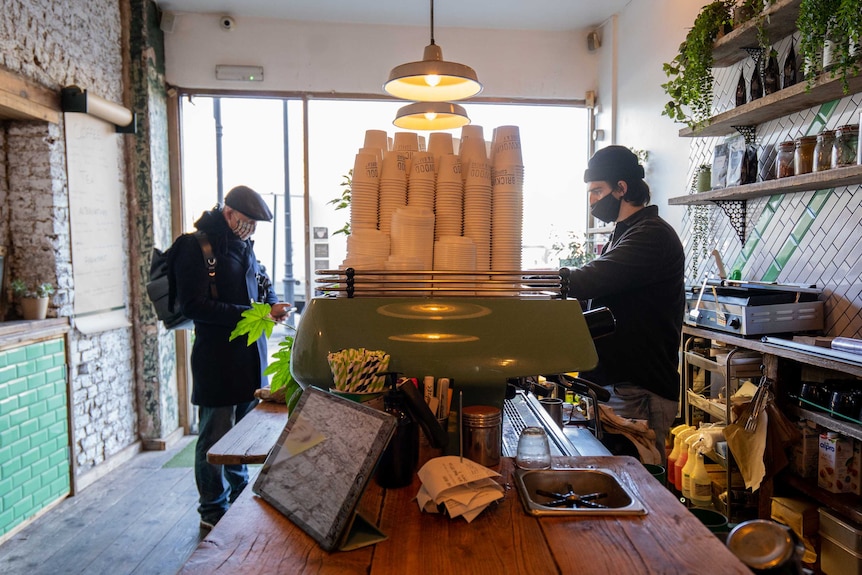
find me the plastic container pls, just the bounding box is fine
[691,447,713,507]
[777,141,795,178]
[814,130,836,172]
[673,427,697,492]
[794,136,817,176]
[681,436,698,499]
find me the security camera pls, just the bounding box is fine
[219,16,235,31]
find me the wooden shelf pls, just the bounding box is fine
[785,404,862,443]
[781,472,862,525]
[682,326,862,378]
[712,0,803,68]
[680,69,862,138]
[669,164,862,205]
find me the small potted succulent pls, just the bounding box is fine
[10,279,54,320]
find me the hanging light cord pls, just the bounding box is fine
[429,0,436,46]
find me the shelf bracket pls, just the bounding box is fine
[710,199,747,243]
[732,125,757,145]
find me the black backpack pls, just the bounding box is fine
[146,231,217,330]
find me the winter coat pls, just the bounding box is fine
[169,207,278,407]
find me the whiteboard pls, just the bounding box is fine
[64,112,129,332]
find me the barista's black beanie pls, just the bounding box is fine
[583,145,645,183]
[224,185,273,221]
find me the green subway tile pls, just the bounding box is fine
[4,378,28,399]
[770,237,796,270]
[12,495,34,518]
[43,339,64,355]
[10,435,30,458]
[763,262,782,282]
[12,467,32,489]
[29,457,49,479]
[2,456,22,477]
[45,394,65,412]
[0,478,10,505]
[17,388,39,409]
[29,429,49,447]
[16,360,36,377]
[767,195,783,211]
[19,446,40,468]
[45,365,66,383]
[3,348,26,366]
[0,365,17,385]
[791,210,816,243]
[0,395,19,414]
[48,421,67,438]
[27,400,47,420]
[0,425,20,447]
[808,189,830,213]
[24,343,44,360]
[21,475,42,498]
[48,449,68,468]
[35,356,55,373]
[19,417,38,437]
[8,406,28,427]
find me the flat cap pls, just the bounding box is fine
[583,145,645,183]
[224,185,273,221]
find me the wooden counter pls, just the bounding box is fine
[181,455,751,574]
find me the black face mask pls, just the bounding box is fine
[590,192,622,223]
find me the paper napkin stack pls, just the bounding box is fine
[415,456,504,523]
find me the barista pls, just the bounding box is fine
[567,146,685,464]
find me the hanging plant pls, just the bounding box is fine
[832,0,862,91]
[796,0,852,89]
[662,1,734,129]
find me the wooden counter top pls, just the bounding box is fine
[181,455,751,574]
[0,318,70,351]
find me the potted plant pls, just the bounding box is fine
[694,164,712,193]
[796,0,861,92]
[230,302,301,412]
[10,279,54,320]
[327,171,352,237]
[662,1,735,129]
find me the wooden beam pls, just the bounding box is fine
[0,66,61,124]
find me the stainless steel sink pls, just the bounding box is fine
[514,468,648,516]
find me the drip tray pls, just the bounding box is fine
[514,468,648,517]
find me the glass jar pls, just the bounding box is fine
[777,141,795,178]
[832,124,859,168]
[813,130,835,172]
[794,136,817,176]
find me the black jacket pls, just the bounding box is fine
[567,205,685,400]
[169,208,278,407]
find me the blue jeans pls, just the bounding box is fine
[195,400,258,523]
[602,384,679,466]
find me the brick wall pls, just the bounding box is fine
[682,33,862,339]
[0,338,69,538]
[0,0,146,477]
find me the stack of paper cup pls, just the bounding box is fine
[378,152,408,236]
[459,125,487,183]
[339,254,387,297]
[490,125,524,294]
[390,206,435,272]
[428,132,454,168]
[393,131,420,173]
[434,154,464,241]
[364,129,389,158]
[346,228,390,260]
[351,152,380,232]
[463,159,493,272]
[433,236,477,295]
[407,151,436,211]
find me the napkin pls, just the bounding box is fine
[415,456,504,523]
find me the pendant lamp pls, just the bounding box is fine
[393,102,470,130]
[384,0,482,102]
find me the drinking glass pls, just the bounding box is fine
[515,427,551,469]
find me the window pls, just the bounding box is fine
[179,96,589,303]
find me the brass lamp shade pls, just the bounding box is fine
[384,43,482,102]
[393,101,470,131]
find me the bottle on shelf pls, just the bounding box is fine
[674,427,697,493]
[691,439,714,508]
[667,424,691,481]
[681,434,699,501]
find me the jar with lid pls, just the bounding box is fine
[776,141,795,178]
[831,124,859,168]
[813,130,835,172]
[794,136,817,176]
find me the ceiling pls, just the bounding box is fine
[155,0,633,32]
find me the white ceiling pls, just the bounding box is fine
[155,0,632,32]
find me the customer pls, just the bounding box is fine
[567,146,685,465]
[169,185,290,530]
